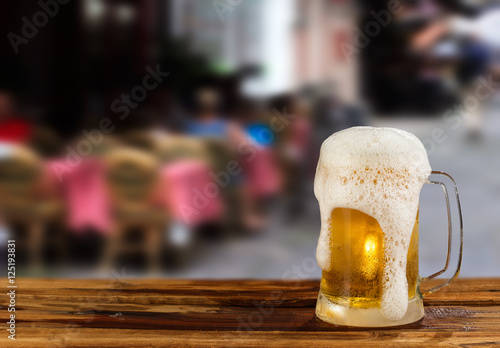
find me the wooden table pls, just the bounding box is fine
[2,278,500,347]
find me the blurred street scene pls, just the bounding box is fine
[0,0,499,278]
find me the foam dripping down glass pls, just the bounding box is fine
[314,127,463,327]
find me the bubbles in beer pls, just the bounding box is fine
[314,127,431,321]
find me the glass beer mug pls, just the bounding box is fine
[314,127,463,327]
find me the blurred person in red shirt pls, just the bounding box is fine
[0,90,32,144]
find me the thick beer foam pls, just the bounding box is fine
[314,127,431,321]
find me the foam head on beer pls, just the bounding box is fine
[314,126,431,321]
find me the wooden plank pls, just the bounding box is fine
[1,278,499,347]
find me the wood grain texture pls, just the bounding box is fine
[1,278,500,347]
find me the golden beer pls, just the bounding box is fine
[320,208,419,309]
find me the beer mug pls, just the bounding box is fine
[314,127,463,327]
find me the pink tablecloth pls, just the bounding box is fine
[241,147,282,198]
[47,158,112,234]
[160,160,223,226]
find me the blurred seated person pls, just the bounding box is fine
[278,97,312,217]
[186,88,248,146]
[186,88,265,231]
[236,101,283,199]
[0,90,61,157]
[0,90,32,144]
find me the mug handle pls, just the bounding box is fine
[420,171,463,297]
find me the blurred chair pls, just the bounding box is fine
[121,131,159,153]
[0,145,63,268]
[201,138,242,229]
[156,135,208,164]
[100,147,166,274]
[70,134,120,157]
[202,138,235,174]
[156,136,225,257]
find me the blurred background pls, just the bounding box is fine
[0,0,499,279]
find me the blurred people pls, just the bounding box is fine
[409,15,492,138]
[186,88,248,146]
[237,101,283,220]
[186,88,267,231]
